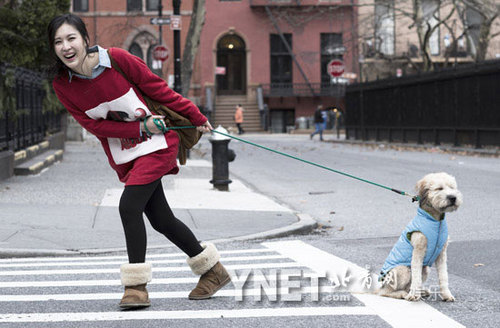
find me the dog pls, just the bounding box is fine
[377,172,462,301]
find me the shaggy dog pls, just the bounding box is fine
[377,172,462,301]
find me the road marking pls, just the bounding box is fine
[0,261,301,276]
[100,178,292,212]
[0,307,376,323]
[0,254,286,268]
[264,240,465,328]
[0,273,306,288]
[1,285,338,302]
[0,247,275,263]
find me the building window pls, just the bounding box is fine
[374,0,394,55]
[146,0,160,11]
[73,0,88,12]
[127,0,142,12]
[465,6,483,57]
[422,0,440,55]
[129,42,143,60]
[270,34,292,85]
[321,33,343,84]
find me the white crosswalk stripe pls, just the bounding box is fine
[0,241,465,327]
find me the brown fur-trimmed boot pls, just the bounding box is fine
[187,243,231,300]
[119,263,152,309]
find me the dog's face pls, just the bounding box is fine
[416,172,463,214]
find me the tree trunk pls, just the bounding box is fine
[181,0,206,97]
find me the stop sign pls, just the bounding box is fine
[327,59,344,77]
[153,45,169,62]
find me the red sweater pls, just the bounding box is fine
[53,47,207,185]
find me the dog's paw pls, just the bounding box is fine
[405,290,422,301]
[440,290,455,302]
[421,288,431,298]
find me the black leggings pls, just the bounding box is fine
[119,179,203,263]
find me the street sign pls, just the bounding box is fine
[153,45,169,62]
[170,15,181,30]
[327,59,345,78]
[215,66,226,75]
[150,17,171,25]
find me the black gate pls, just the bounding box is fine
[345,60,500,148]
[0,65,62,152]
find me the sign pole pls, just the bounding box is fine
[173,0,182,94]
[158,1,163,45]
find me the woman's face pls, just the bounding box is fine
[53,23,87,74]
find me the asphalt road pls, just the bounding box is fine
[196,133,500,327]
[1,134,498,327]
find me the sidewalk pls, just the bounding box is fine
[0,136,315,258]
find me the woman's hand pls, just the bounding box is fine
[141,115,167,135]
[196,121,213,133]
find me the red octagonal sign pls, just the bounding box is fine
[153,45,169,62]
[327,59,344,77]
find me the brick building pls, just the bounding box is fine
[72,0,358,133]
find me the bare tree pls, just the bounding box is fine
[181,0,206,97]
[454,0,500,61]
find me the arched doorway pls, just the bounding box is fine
[216,34,246,95]
[128,32,162,76]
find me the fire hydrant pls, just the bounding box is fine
[209,126,236,191]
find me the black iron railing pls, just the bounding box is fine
[345,60,500,148]
[260,82,346,97]
[0,65,62,152]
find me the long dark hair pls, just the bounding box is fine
[47,14,90,78]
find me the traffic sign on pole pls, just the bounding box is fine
[152,45,169,62]
[150,17,171,25]
[327,59,345,78]
[170,15,182,30]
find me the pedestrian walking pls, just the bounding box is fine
[234,104,245,135]
[310,105,325,141]
[48,14,230,310]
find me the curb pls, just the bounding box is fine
[0,213,318,259]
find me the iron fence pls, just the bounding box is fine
[345,60,500,148]
[0,65,62,152]
[261,82,346,97]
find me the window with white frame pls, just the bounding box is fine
[374,0,394,56]
[422,0,440,56]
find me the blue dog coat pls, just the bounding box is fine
[379,207,448,280]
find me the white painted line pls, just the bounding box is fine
[0,285,339,302]
[0,254,287,269]
[0,307,375,323]
[100,178,292,212]
[0,248,275,263]
[0,261,302,276]
[0,273,305,288]
[355,294,465,328]
[263,240,465,328]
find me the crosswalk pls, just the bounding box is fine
[0,240,464,327]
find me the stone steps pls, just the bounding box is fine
[213,96,262,132]
[14,141,64,176]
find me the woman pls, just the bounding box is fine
[47,14,230,309]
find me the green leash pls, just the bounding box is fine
[162,125,420,202]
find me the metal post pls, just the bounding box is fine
[158,1,163,45]
[173,0,182,94]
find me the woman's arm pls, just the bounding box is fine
[53,82,142,139]
[110,48,207,127]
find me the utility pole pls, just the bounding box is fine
[158,1,163,45]
[173,0,182,94]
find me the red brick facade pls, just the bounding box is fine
[73,0,358,131]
